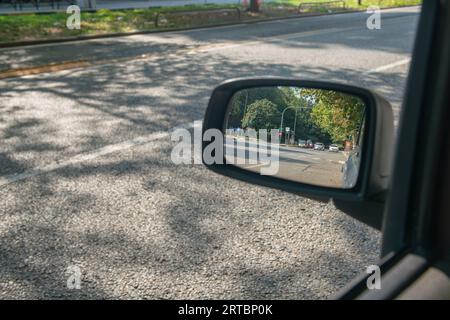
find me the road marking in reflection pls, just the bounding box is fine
[0,120,201,187]
[245,163,268,169]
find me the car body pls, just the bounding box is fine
[329,144,339,152]
[341,146,360,189]
[298,139,307,147]
[314,142,325,151]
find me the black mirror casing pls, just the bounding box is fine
[202,78,394,229]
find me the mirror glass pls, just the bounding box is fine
[224,86,366,189]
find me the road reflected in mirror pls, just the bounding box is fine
[224,86,366,189]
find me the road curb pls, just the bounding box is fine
[0,5,420,49]
[0,60,91,79]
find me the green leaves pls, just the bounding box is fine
[241,99,279,131]
[228,86,364,146]
[305,89,365,143]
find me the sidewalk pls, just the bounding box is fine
[0,0,242,14]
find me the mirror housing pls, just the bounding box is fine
[202,78,394,229]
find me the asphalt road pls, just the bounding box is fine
[0,7,420,299]
[227,138,347,188]
[274,147,347,188]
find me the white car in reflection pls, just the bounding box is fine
[314,142,325,151]
[329,144,339,152]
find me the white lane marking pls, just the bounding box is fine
[191,27,354,54]
[365,58,411,74]
[0,120,200,187]
[245,163,268,169]
[194,16,415,54]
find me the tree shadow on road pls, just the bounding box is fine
[1,27,405,298]
[0,135,379,299]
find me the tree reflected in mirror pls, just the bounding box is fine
[225,86,366,189]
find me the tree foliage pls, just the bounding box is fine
[304,89,365,143]
[241,99,279,131]
[227,86,364,145]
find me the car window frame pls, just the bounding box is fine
[337,0,450,299]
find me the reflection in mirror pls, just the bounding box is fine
[224,86,366,189]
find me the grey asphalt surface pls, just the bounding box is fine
[228,139,347,188]
[274,147,347,188]
[0,7,420,299]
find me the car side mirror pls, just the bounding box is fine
[201,78,394,229]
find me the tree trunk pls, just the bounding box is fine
[249,0,260,12]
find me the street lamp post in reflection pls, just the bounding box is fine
[280,106,310,145]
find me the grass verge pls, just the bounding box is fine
[0,0,421,44]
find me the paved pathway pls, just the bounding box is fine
[1,0,243,14]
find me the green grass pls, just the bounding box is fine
[0,0,422,43]
[0,4,241,43]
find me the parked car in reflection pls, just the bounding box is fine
[314,142,325,151]
[329,144,339,152]
[342,145,360,189]
[298,139,307,147]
